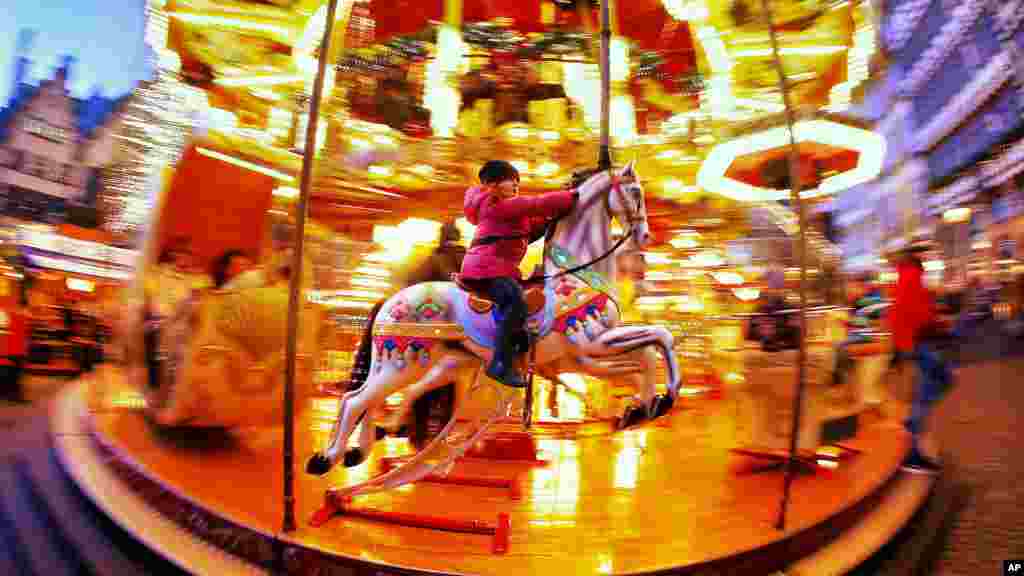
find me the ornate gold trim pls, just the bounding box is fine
[372,322,464,339]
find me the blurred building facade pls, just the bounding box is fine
[0,33,128,230]
[839,0,1024,282]
[0,32,137,307]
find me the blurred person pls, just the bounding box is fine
[747,268,799,351]
[376,75,414,131]
[1005,272,1024,338]
[890,246,954,475]
[143,237,210,391]
[394,221,466,448]
[399,221,466,287]
[374,70,430,133]
[72,313,99,375]
[0,295,29,402]
[493,60,530,126]
[832,274,887,387]
[212,249,262,290]
[145,237,210,319]
[461,68,497,112]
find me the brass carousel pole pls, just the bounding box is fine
[598,0,613,170]
[759,0,808,531]
[283,0,342,533]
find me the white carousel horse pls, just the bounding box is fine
[306,162,681,496]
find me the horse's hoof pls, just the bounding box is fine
[653,394,675,418]
[618,406,647,430]
[343,448,366,467]
[305,452,332,476]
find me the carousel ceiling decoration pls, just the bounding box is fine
[697,118,884,202]
[147,0,877,238]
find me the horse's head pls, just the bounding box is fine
[607,160,651,249]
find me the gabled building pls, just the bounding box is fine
[0,37,139,291]
[0,45,129,227]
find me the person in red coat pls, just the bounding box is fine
[460,160,577,387]
[0,298,28,402]
[888,247,952,474]
[889,251,935,360]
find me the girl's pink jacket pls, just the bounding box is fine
[460,186,576,280]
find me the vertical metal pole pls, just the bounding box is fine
[759,0,807,531]
[283,0,342,534]
[598,0,612,170]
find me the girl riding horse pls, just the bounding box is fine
[459,160,577,387]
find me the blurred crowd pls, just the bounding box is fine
[1,292,111,402]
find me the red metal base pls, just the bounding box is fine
[310,492,510,553]
[467,431,542,462]
[377,459,522,500]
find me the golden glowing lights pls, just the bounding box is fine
[670,237,699,250]
[711,271,744,285]
[365,251,403,264]
[351,277,391,289]
[214,74,304,88]
[410,164,435,176]
[537,162,561,177]
[669,230,701,250]
[455,218,477,244]
[273,186,299,199]
[661,178,699,199]
[368,164,394,178]
[690,250,724,268]
[642,252,676,265]
[662,0,709,21]
[196,147,296,182]
[168,12,295,39]
[943,207,972,224]
[510,160,530,175]
[424,25,466,138]
[731,46,848,58]
[733,287,760,301]
[355,266,391,277]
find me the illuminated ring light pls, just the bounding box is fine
[696,119,885,202]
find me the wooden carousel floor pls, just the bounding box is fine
[81,367,911,575]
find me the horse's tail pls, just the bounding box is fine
[347,299,385,391]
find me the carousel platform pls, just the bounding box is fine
[49,366,936,575]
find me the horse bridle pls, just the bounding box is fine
[532,171,643,283]
[608,175,644,227]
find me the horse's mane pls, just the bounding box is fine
[568,167,604,191]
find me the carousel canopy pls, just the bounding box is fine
[159,0,879,244]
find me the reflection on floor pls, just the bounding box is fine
[83,365,910,575]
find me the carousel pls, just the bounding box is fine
[57,0,936,574]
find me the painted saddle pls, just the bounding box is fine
[451,273,546,317]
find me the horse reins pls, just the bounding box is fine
[528,174,636,283]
